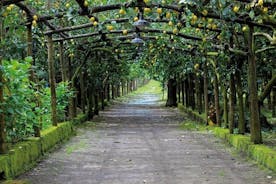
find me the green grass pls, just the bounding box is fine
[133,80,163,95]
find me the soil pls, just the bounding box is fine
[18,91,275,184]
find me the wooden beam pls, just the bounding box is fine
[45,18,129,35]
[52,28,202,42]
[2,0,24,6]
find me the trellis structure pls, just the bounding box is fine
[0,0,276,154]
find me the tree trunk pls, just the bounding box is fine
[117,84,121,97]
[166,78,177,107]
[112,84,115,99]
[203,64,209,125]
[248,25,262,144]
[189,74,195,110]
[236,69,245,134]
[87,87,94,120]
[107,83,111,101]
[59,41,66,82]
[80,70,85,113]
[214,73,221,126]
[229,74,235,134]
[94,92,99,115]
[195,76,202,113]
[101,90,105,110]
[122,81,124,96]
[47,34,58,126]
[177,79,181,103]
[185,78,189,107]
[181,80,185,106]
[69,58,76,119]
[223,84,229,128]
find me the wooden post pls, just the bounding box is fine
[223,84,229,127]
[236,68,245,134]
[181,79,185,106]
[80,70,85,113]
[203,62,209,125]
[213,71,220,126]
[59,41,66,82]
[47,34,58,126]
[248,25,262,143]
[229,74,235,134]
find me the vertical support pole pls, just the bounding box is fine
[214,71,220,126]
[236,67,245,134]
[27,24,35,81]
[203,62,209,125]
[59,41,66,82]
[80,69,85,113]
[248,25,262,143]
[229,74,235,134]
[47,34,58,126]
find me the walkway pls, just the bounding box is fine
[20,83,274,184]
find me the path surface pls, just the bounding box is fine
[20,85,274,184]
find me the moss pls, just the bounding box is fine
[0,119,82,180]
[2,180,30,184]
[72,114,88,125]
[212,127,276,172]
[178,106,276,172]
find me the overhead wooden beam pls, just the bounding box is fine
[51,28,202,43]
[15,2,68,38]
[44,18,129,35]
[2,0,24,6]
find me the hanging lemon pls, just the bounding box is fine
[157,8,162,14]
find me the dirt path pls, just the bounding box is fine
[19,85,275,184]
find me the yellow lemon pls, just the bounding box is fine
[83,1,88,7]
[90,17,95,22]
[33,15,38,21]
[157,8,162,14]
[122,30,128,35]
[233,5,240,13]
[93,21,98,26]
[202,9,208,16]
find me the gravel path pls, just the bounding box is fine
[19,91,275,184]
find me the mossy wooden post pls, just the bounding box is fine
[181,79,185,105]
[195,76,202,114]
[80,69,85,113]
[94,92,99,115]
[248,25,262,144]
[213,71,220,126]
[0,57,7,154]
[222,84,229,128]
[47,34,58,126]
[59,41,66,82]
[107,83,111,101]
[27,24,40,137]
[203,62,209,125]
[236,67,245,134]
[229,74,235,134]
[27,24,35,81]
[166,78,177,107]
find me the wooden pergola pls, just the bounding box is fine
[0,0,275,153]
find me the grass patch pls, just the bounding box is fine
[1,180,30,184]
[65,141,87,155]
